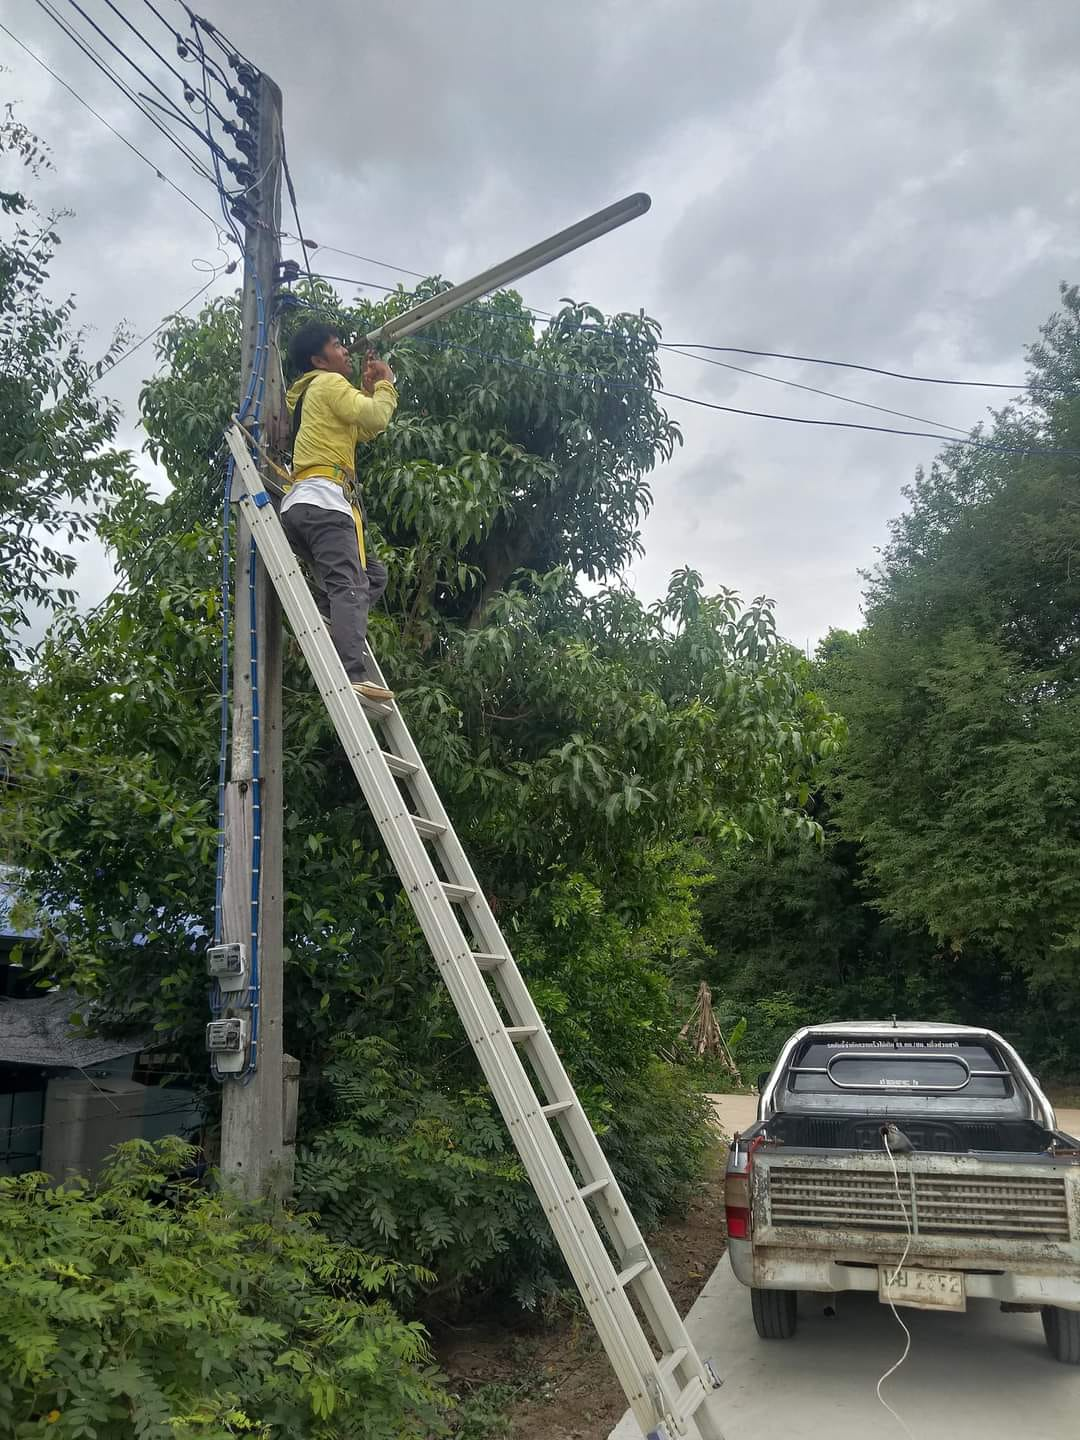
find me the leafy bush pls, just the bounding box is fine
[0,1139,445,1440]
[296,1037,556,1310]
[596,1061,717,1230]
[297,1040,716,1313]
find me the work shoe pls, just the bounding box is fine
[352,679,395,703]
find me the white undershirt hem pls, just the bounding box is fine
[280,476,352,518]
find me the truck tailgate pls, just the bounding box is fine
[751,1149,1080,1269]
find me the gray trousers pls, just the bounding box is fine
[281,502,387,682]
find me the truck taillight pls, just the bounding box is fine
[725,1203,750,1240]
[725,1163,751,1240]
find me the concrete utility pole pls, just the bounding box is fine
[217,72,293,1200]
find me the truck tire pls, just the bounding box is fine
[1042,1306,1080,1364]
[751,1286,798,1339]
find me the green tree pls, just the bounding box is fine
[820,287,1080,1069]
[0,110,138,664]
[6,280,840,1296]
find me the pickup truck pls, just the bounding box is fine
[724,1021,1080,1362]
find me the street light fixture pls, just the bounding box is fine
[365,192,651,347]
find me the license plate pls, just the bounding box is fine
[879,1265,966,1311]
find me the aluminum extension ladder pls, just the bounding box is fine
[225,424,725,1440]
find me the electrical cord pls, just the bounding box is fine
[281,140,317,289]
[878,1133,917,1440]
[187,14,266,1079]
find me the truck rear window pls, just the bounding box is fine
[787,1039,1013,1098]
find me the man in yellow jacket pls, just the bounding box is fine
[283,322,398,703]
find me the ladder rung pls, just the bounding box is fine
[615,1257,651,1288]
[659,1347,689,1378]
[578,1178,609,1200]
[382,751,418,778]
[674,1377,708,1419]
[505,1025,539,1044]
[542,1099,574,1118]
[411,813,447,840]
[471,952,507,971]
[355,693,393,718]
[441,882,475,903]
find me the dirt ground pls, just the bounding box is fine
[434,1144,729,1440]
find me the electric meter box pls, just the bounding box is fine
[206,942,246,993]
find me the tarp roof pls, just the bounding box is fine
[0,991,150,1069]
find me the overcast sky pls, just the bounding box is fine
[3,0,1079,647]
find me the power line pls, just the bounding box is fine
[218,261,1052,458]
[0,18,225,233]
[306,270,396,294]
[406,333,1075,461]
[36,0,214,180]
[75,470,227,633]
[136,0,235,99]
[95,0,230,125]
[297,249,1036,408]
[664,343,1028,391]
[92,268,232,389]
[660,346,971,436]
[57,0,227,139]
[285,231,1037,393]
[2,1097,202,1142]
[288,237,428,282]
[293,270,1042,449]
[181,3,258,74]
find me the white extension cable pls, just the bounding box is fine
[877,1133,917,1440]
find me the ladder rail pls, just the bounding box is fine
[224,449,658,1424]
[225,427,723,1440]
[363,647,708,1403]
[366,650,714,1410]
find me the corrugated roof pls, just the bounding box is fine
[0,991,150,1068]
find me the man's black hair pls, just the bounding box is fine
[287,321,340,377]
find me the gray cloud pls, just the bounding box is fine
[3,0,1077,649]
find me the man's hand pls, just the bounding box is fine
[362,352,395,393]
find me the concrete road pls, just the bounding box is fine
[609,1262,1080,1439]
[609,1091,1080,1439]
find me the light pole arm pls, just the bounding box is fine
[365,192,651,347]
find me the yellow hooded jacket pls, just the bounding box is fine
[284,369,398,564]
